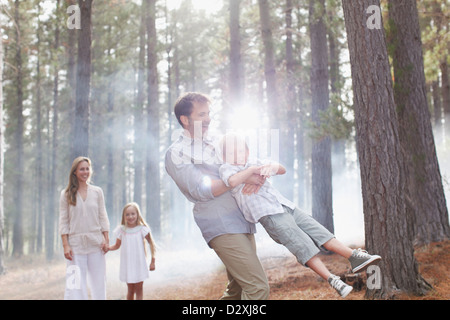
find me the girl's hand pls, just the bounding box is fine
[64,245,74,261]
[149,260,156,271]
[101,242,110,254]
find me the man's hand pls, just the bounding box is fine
[242,173,266,195]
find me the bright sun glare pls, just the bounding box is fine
[227,105,263,131]
[167,0,224,14]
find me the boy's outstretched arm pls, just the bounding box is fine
[228,166,262,188]
[260,162,286,178]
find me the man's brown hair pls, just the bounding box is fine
[174,92,211,128]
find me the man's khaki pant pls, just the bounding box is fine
[209,233,269,300]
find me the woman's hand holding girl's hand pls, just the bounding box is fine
[101,242,110,254]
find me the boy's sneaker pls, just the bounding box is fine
[328,274,353,298]
[349,248,382,273]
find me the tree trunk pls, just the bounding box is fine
[146,0,161,237]
[432,80,442,126]
[67,0,77,162]
[105,23,116,227]
[342,0,431,298]
[442,60,450,114]
[327,1,346,169]
[295,7,307,210]
[309,0,334,233]
[46,0,61,261]
[0,17,6,274]
[73,0,93,157]
[279,0,296,201]
[388,0,450,245]
[35,3,43,254]
[258,0,279,130]
[432,3,450,114]
[106,78,115,225]
[12,0,24,257]
[229,0,243,110]
[134,0,146,205]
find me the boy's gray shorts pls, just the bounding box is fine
[259,206,335,266]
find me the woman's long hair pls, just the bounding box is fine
[121,202,157,258]
[64,157,92,206]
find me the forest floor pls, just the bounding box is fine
[0,240,448,301]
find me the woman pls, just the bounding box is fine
[59,156,110,300]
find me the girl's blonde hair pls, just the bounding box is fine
[121,202,156,257]
[64,157,92,206]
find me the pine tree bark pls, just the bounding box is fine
[134,0,146,205]
[281,0,296,201]
[0,17,5,273]
[146,0,161,237]
[309,0,334,233]
[342,0,431,298]
[442,60,450,114]
[73,0,93,157]
[258,0,279,130]
[432,81,442,126]
[388,0,450,245]
[35,3,43,254]
[47,0,61,261]
[67,0,77,162]
[229,0,243,109]
[12,0,24,257]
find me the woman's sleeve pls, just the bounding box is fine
[97,187,110,232]
[59,190,70,235]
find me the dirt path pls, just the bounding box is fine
[0,241,448,300]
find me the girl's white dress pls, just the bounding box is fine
[114,225,150,284]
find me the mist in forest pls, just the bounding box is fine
[1,0,448,300]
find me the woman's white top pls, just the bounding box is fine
[115,225,150,284]
[59,185,110,255]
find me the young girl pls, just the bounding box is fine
[109,202,156,300]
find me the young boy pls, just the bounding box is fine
[219,134,381,298]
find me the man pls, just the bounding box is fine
[165,92,270,300]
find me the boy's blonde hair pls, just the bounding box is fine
[220,133,249,164]
[121,202,156,257]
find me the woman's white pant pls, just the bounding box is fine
[64,250,106,300]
